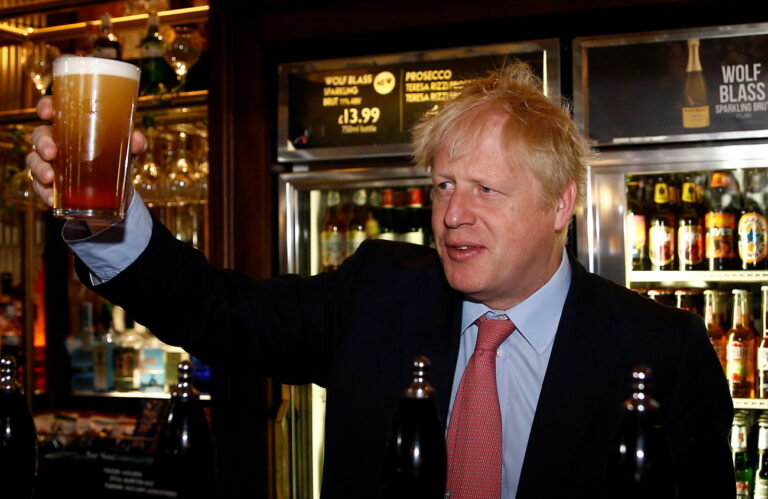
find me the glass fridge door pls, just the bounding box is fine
[276,164,431,499]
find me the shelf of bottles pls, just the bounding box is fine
[625,169,768,405]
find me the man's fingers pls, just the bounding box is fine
[26,150,54,185]
[30,124,57,161]
[35,96,53,121]
[131,129,147,155]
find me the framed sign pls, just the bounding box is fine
[574,24,768,146]
[277,39,559,162]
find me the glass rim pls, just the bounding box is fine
[53,55,140,81]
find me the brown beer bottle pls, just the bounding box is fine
[726,289,757,398]
[626,178,648,271]
[321,190,345,272]
[648,178,677,271]
[705,171,739,270]
[758,286,768,398]
[738,169,768,270]
[674,288,702,316]
[377,188,397,241]
[346,189,369,258]
[704,289,727,374]
[677,180,705,270]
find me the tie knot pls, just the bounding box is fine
[474,316,515,351]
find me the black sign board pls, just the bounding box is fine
[277,40,559,162]
[575,24,768,146]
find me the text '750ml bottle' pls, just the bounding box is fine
[383,356,447,499]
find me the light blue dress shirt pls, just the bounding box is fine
[66,193,572,499]
[449,251,571,499]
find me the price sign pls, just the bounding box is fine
[277,40,559,162]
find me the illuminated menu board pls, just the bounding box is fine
[574,24,768,146]
[277,40,559,162]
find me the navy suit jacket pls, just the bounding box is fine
[77,216,734,498]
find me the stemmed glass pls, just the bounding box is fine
[163,26,202,92]
[21,41,60,96]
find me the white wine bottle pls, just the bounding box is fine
[682,38,710,129]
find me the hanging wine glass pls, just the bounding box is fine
[162,26,202,92]
[21,41,60,96]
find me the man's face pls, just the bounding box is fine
[430,113,574,310]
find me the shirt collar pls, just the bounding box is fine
[460,249,572,354]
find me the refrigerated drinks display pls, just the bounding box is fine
[574,22,768,497]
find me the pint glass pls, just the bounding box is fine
[52,56,140,220]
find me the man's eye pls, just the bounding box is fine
[435,181,454,191]
[479,185,496,194]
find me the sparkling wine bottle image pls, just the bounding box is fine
[682,38,710,129]
[0,356,38,499]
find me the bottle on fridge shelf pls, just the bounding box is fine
[738,168,768,270]
[727,289,757,399]
[704,289,728,374]
[705,171,740,271]
[734,410,755,499]
[155,360,215,498]
[92,12,121,60]
[163,343,189,391]
[606,366,678,498]
[626,177,648,271]
[682,38,710,129]
[376,188,396,241]
[68,302,95,392]
[401,187,428,246]
[382,356,446,498]
[92,303,116,393]
[365,189,381,238]
[759,286,768,398]
[0,356,38,498]
[756,415,768,499]
[677,179,705,270]
[674,288,703,317]
[346,189,369,258]
[648,177,677,271]
[321,190,345,272]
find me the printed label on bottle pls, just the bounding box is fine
[682,106,711,128]
[141,45,163,59]
[678,224,704,265]
[401,231,426,246]
[628,214,646,260]
[705,212,736,259]
[755,480,768,499]
[727,341,748,382]
[376,232,396,241]
[321,230,345,267]
[759,347,768,371]
[732,424,748,450]
[713,343,726,365]
[93,46,118,59]
[346,230,367,256]
[649,225,674,265]
[737,480,751,498]
[738,212,768,264]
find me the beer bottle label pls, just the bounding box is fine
[93,46,118,60]
[628,214,646,261]
[376,231,396,241]
[649,225,674,266]
[712,342,726,366]
[678,224,704,265]
[736,480,751,498]
[346,230,367,256]
[401,231,426,246]
[727,341,748,382]
[759,346,768,371]
[705,212,736,259]
[321,231,345,267]
[738,212,768,264]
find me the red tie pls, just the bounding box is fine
[446,316,515,499]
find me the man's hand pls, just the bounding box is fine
[26,96,147,229]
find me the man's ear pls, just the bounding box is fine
[554,181,577,232]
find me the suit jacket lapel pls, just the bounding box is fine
[516,255,623,499]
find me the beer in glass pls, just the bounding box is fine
[52,55,140,220]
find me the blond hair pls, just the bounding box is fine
[411,62,590,211]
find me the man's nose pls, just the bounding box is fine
[443,188,476,228]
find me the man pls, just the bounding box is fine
[27,63,733,498]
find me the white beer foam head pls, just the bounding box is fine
[53,55,140,81]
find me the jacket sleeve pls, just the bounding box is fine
[667,313,735,499]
